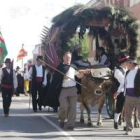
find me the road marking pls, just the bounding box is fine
[41,116,76,140]
[13,97,21,100]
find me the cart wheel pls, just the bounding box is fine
[106,94,114,119]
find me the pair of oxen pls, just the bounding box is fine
[78,66,139,128]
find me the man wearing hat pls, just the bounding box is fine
[113,52,129,129]
[15,66,25,96]
[72,44,90,68]
[16,66,20,73]
[28,55,48,112]
[123,57,140,135]
[44,51,89,130]
[0,58,17,117]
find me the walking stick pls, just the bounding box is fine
[29,93,31,109]
[28,81,32,110]
[39,59,88,90]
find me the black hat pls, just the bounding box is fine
[4,58,11,63]
[117,52,130,64]
[36,55,43,60]
[98,47,106,55]
[74,45,81,50]
[16,66,20,70]
[126,57,138,64]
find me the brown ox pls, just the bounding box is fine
[77,66,112,126]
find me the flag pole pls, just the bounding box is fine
[21,57,23,71]
[21,43,24,71]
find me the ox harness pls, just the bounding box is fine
[78,66,111,95]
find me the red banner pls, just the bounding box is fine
[17,44,27,60]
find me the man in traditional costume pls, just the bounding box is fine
[44,51,89,130]
[0,58,17,117]
[28,56,47,112]
[15,66,25,96]
[113,52,129,129]
[124,57,140,135]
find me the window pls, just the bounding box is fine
[112,0,115,4]
[130,0,140,7]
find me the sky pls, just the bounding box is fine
[0,0,91,67]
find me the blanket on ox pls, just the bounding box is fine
[90,66,111,79]
[76,66,111,94]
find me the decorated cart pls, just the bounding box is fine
[41,1,139,118]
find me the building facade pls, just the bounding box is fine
[105,0,140,7]
[104,0,140,19]
[87,0,140,20]
[32,44,44,64]
[86,0,140,64]
[105,0,140,55]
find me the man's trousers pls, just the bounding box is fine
[1,88,12,115]
[31,82,43,111]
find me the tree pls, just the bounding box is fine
[67,33,89,60]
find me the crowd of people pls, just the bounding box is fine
[0,45,140,135]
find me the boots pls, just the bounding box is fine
[114,122,118,129]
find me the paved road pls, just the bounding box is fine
[0,94,140,140]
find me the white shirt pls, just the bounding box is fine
[24,72,28,80]
[99,54,107,65]
[0,68,18,89]
[125,67,138,88]
[114,66,127,94]
[62,67,78,88]
[28,65,48,86]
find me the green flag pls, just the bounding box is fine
[0,30,8,63]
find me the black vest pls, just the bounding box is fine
[32,65,45,84]
[1,68,13,85]
[126,68,140,97]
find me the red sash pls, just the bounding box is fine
[35,77,43,82]
[1,84,13,89]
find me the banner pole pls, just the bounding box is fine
[21,58,23,71]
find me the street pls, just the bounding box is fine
[0,94,140,140]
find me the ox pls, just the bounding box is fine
[77,66,112,126]
[77,66,140,127]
